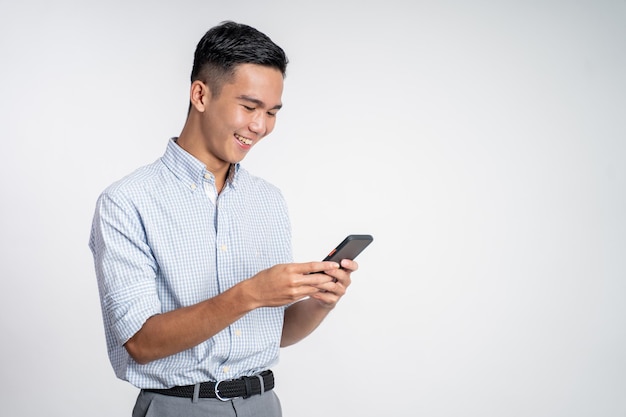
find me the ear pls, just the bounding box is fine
[189,80,210,112]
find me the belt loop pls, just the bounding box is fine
[243,376,252,399]
[256,374,265,395]
[192,383,201,403]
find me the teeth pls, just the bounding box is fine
[235,134,252,145]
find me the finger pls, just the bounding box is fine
[339,259,359,272]
[321,268,351,286]
[299,272,335,287]
[310,291,340,308]
[297,261,340,275]
[314,279,346,295]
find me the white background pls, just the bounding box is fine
[1,1,625,416]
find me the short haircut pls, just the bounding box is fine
[191,21,289,97]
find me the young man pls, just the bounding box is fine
[89,21,357,417]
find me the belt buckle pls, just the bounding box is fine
[214,380,238,402]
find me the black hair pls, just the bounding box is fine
[191,21,288,96]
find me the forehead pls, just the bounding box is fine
[223,63,284,104]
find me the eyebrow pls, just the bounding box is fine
[237,95,283,110]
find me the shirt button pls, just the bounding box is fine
[234,329,242,337]
[190,184,197,190]
[223,366,230,374]
[220,244,227,252]
[204,173,211,180]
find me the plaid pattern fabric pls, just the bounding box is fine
[89,138,292,389]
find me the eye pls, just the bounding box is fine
[267,111,277,118]
[242,105,255,111]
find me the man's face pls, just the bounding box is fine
[199,63,284,167]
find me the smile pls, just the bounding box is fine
[235,134,253,145]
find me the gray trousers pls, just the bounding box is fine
[132,389,282,417]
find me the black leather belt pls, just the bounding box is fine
[144,370,274,401]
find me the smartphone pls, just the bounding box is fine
[323,234,373,263]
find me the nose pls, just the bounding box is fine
[249,112,268,136]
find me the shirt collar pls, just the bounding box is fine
[161,138,241,192]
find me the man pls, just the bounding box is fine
[89,21,357,417]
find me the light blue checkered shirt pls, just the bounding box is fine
[89,138,292,389]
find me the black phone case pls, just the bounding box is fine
[323,234,373,262]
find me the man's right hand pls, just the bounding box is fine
[243,261,341,308]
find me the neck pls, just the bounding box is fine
[177,124,231,192]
